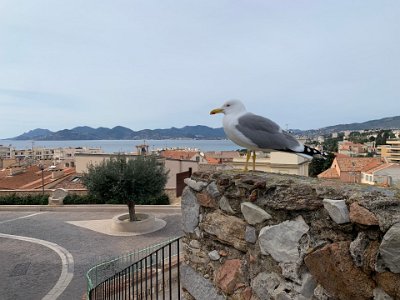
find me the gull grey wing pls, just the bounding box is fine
[236,113,302,151]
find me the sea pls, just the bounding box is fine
[0,139,239,153]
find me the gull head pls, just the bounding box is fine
[210,99,247,116]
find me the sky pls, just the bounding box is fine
[0,0,399,138]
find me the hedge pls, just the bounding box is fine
[0,194,49,205]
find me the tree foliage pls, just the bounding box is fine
[82,155,169,221]
[308,152,335,177]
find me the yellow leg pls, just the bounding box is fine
[245,150,251,171]
[252,151,256,171]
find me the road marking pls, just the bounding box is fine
[0,233,74,300]
[0,212,47,225]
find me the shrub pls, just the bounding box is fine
[0,194,49,205]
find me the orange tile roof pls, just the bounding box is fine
[205,157,219,165]
[318,168,340,179]
[160,150,198,160]
[363,163,400,175]
[335,157,382,172]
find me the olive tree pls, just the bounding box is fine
[82,155,168,221]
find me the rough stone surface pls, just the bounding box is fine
[304,241,376,299]
[219,196,236,214]
[350,202,379,226]
[299,272,317,299]
[379,222,400,273]
[184,178,207,191]
[375,272,400,299]
[215,259,243,295]
[206,181,221,198]
[245,226,257,244]
[240,202,272,225]
[259,216,309,263]
[323,199,350,224]
[196,191,217,208]
[181,187,200,233]
[251,272,288,300]
[181,264,224,300]
[349,232,369,267]
[182,171,400,300]
[189,239,201,249]
[201,211,247,251]
[208,250,220,261]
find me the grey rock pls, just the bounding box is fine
[194,227,202,238]
[373,287,393,300]
[259,216,310,263]
[379,222,400,273]
[180,264,224,300]
[299,272,317,298]
[181,187,200,233]
[323,199,350,224]
[251,272,286,300]
[350,232,369,267]
[184,178,207,191]
[241,202,272,225]
[245,226,257,244]
[206,181,220,198]
[313,284,331,300]
[208,250,220,261]
[219,196,235,214]
[189,239,201,249]
[280,262,301,283]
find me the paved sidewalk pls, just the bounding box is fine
[0,206,182,300]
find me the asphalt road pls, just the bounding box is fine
[0,207,182,300]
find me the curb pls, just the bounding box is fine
[0,204,182,213]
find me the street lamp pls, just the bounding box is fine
[38,163,45,195]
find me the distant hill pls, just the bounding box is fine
[8,125,226,140]
[6,115,400,141]
[11,128,54,140]
[300,116,400,135]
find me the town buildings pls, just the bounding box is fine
[378,139,400,163]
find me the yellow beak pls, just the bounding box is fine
[210,108,224,115]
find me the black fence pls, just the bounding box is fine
[88,237,182,300]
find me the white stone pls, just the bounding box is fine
[241,202,272,225]
[323,199,350,224]
[259,216,309,263]
[184,178,207,191]
[379,222,400,273]
[208,250,220,261]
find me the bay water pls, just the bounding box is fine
[0,139,239,153]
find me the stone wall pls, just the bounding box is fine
[180,171,400,300]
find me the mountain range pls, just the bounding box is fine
[8,125,226,140]
[6,115,400,140]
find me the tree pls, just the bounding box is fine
[308,152,335,177]
[82,155,169,221]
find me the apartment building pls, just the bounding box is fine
[378,139,400,163]
[230,151,310,176]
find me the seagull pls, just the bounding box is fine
[210,99,326,171]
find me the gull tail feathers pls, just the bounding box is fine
[300,145,328,158]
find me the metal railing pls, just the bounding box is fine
[87,236,182,299]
